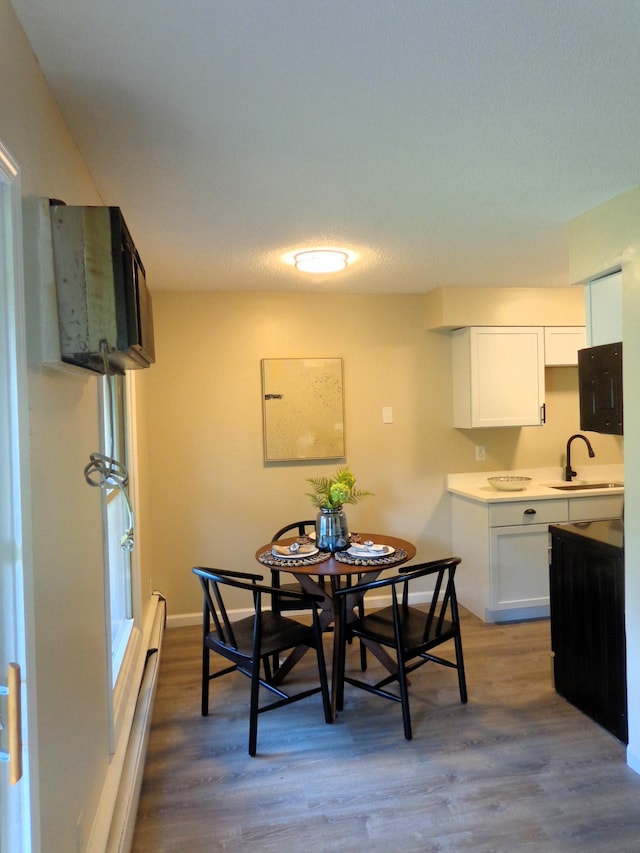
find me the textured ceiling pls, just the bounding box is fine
[12,0,640,293]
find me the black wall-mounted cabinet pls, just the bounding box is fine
[50,203,155,373]
[578,342,623,435]
[549,520,627,743]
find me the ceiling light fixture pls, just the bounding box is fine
[293,249,349,274]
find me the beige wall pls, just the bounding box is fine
[0,2,98,203]
[425,285,585,329]
[569,187,640,285]
[143,291,622,620]
[2,0,155,848]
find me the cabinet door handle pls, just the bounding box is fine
[524,508,537,515]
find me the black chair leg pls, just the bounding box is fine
[345,575,367,671]
[398,665,412,740]
[360,647,367,670]
[395,638,412,740]
[248,659,261,756]
[335,603,347,713]
[263,656,273,683]
[201,646,210,717]
[312,612,333,723]
[358,591,367,672]
[271,586,281,671]
[455,632,468,703]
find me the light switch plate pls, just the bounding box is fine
[382,406,393,424]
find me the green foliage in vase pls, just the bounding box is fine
[306,466,373,510]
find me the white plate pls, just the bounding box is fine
[271,544,319,559]
[347,545,395,558]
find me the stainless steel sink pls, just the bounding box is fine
[548,482,623,491]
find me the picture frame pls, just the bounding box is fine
[261,357,345,462]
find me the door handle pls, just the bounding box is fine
[0,663,23,784]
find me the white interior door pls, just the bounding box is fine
[0,143,35,851]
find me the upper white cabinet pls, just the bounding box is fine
[452,326,545,428]
[544,326,587,366]
[585,271,622,345]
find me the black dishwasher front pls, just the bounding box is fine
[549,519,626,743]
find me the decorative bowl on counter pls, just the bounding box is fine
[487,475,532,492]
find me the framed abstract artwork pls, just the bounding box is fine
[261,357,345,461]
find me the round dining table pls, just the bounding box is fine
[256,532,416,717]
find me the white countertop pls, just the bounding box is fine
[447,465,624,503]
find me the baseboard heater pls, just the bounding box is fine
[105,596,166,853]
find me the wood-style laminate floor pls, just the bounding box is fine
[132,610,640,852]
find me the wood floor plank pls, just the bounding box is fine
[132,610,640,852]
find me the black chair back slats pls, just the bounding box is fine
[271,519,317,542]
[269,520,317,615]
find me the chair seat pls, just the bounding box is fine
[277,580,306,596]
[206,612,315,660]
[352,606,457,652]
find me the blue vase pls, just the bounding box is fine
[316,506,349,552]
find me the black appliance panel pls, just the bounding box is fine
[578,342,623,435]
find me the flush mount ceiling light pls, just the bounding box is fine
[293,249,349,274]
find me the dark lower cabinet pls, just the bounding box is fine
[549,520,627,743]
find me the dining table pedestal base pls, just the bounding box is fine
[256,533,416,719]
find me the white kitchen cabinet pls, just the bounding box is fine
[544,326,587,366]
[585,270,622,346]
[451,326,545,428]
[567,493,623,521]
[489,498,567,620]
[451,492,623,623]
[490,523,552,616]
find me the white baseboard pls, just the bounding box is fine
[167,611,201,628]
[86,595,166,853]
[106,597,166,852]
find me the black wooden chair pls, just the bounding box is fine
[270,519,367,671]
[193,566,332,756]
[334,557,467,740]
[270,520,317,615]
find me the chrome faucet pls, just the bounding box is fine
[565,433,595,481]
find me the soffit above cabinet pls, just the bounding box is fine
[568,187,640,285]
[425,286,585,331]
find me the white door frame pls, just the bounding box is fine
[0,141,38,851]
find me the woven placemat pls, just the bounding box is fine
[334,548,408,567]
[257,549,332,569]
